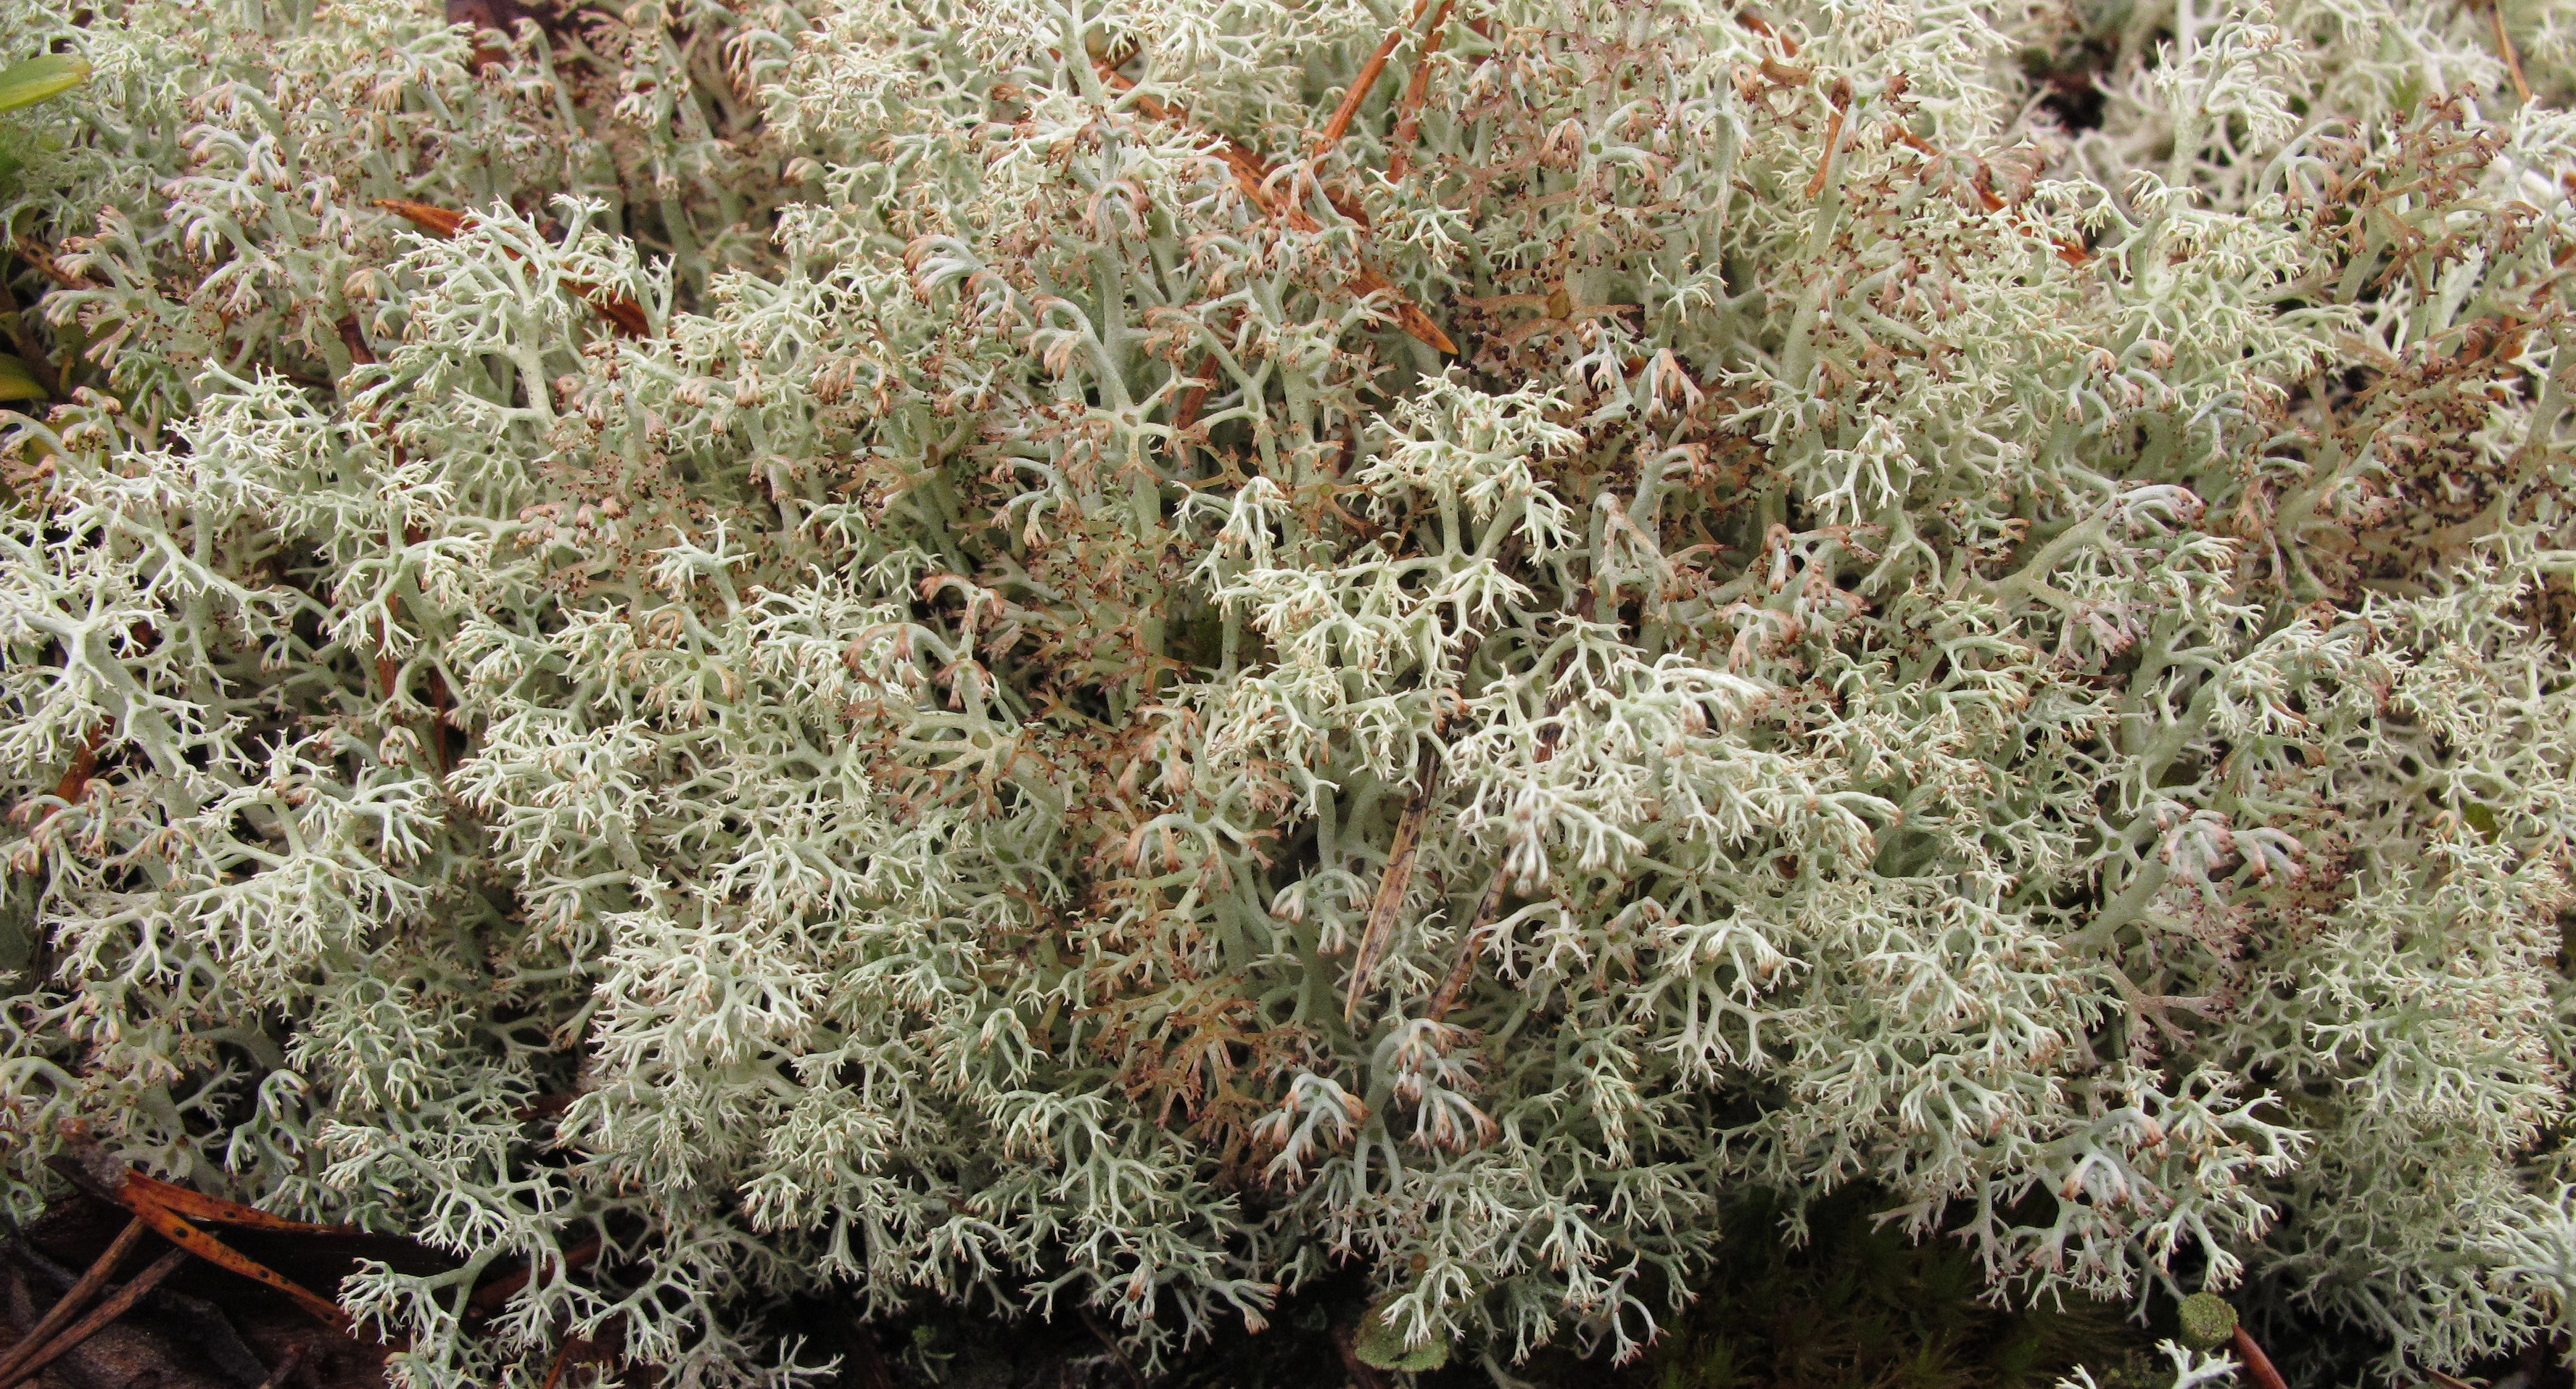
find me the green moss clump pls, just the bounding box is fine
[2174,1295,2237,1351]
[1645,1192,2158,1389]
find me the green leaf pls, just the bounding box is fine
[1353,1301,1450,1373]
[0,354,46,400]
[0,54,90,112]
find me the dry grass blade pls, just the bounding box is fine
[0,1216,147,1387]
[0,1247,188,1389]
[2488,1,2534,104]
[1345,745,1441,1023]
[1425,864,1508,1022]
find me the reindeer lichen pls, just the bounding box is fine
[3,0,2575,1384]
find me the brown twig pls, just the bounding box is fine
[0,1217,149,1387]
[1353,271,1459,355]
[376,615,404,706]
[27,726,105,828]
[1345,743,1441,1024]
[1330,1321,1392,1389]
[337,316,378,368]
[1802,81,1852,200]
[250,1345,303,1389]
[539,1335,587,1389]
[1078,1308,1147,1389]
[48,1134,350,1235]
[0,1247,189,1389]
[117,1168,349,1235]
[107,1191,350,1331]
[9,238,93,292]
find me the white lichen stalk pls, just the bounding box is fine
[1,0,2573,1384]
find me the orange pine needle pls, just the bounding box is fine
[1386,0,1457,181]
[120,1198,354,1332]
[46,1135,363,1333]
[1312,0,1437,157]
[121,1169,350,1235]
